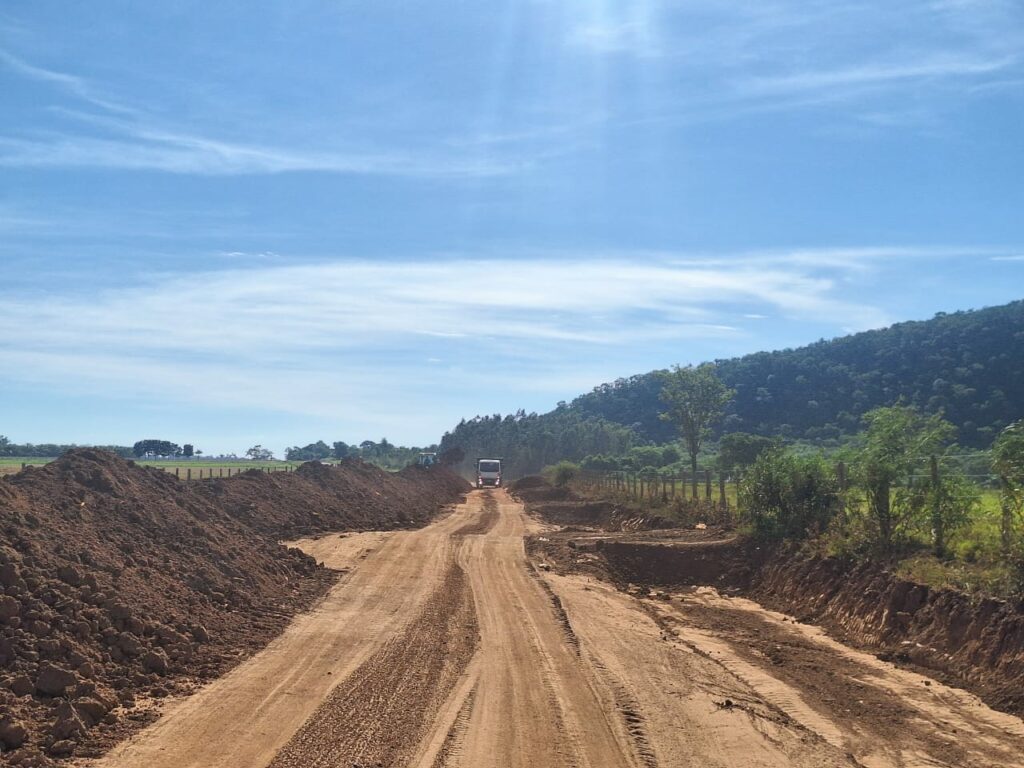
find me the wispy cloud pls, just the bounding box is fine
[0,245,1017,439]
[0,251,897,416]
[742,55,1016,96]
[0,48,139,116]
[0,49,526,177]
[0,134,520,177]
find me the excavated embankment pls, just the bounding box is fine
[753,554,1024,716]
[515,476,1024,718]
[0,450,468,765]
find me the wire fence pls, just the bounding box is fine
[572,454,1007,519]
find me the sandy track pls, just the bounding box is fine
[84,490,1024,768]
[84,505,473,768]
[268,555,478,767]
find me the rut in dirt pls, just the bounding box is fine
[452,491,500,536]
[267,554,479,768]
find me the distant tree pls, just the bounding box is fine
[438,446,465,466]
[285,440,331,461]
[659,364,735,496]
[0,436,11,457]
[332,441,351,459]
[993,420,1024,554]
[132,439,182,458]
[246,445,274,461]
[182,444,194,458]
[717,433,779,473]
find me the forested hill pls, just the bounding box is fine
[572,300,1024,448]
[440,300,1024,474]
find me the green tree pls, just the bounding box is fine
[901,464,978,558]
[332,441,351,459]
[659,364,734,496]
[132,439,182,458]
[246,444,274,461]
[717,432,779,473]
[853,406,955,554]
[993,420,1024,555]
[182,444,194,458]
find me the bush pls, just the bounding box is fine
[740,449,839,540]
[546,461,580,488]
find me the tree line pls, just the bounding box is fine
[0,436,133,458]
[438,409,635,479]
[283,438,438,470]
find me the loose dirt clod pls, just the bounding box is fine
[0,450,468,764]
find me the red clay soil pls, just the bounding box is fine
[545,533,1024,718]
[199,458,469,539]
[0,450,467,766]
[509,476,676,531]
[753,553,1024,716]
[520,478,1024,719]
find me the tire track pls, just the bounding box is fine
[528,561,580,654]
[267,553,478,768]
[452,491,500,536]
[431,683,477,768]
[587,654,659,768]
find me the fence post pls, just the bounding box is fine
[719,473,727,509]
[1002,475,1013,556]
[705,470,712,500]
[930,455,944,557]
[187,468,191,481]
[175,467,180,479]
[836,461,847,526]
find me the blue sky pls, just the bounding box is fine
[1,1,1023,455]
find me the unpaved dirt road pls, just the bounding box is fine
[83,490,1024,768]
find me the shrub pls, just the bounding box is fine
[546,460,580,488]
[740,449,839,540]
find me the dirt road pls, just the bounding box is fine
[83,490,1024,768]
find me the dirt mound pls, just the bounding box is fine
[509,476,546,491]
[599,539,765,591]
[753,553,1024,716]
[202,459,467,539]
[509,477,577,503]
[0,450,467,764]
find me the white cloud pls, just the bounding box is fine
[0,245,1015,429]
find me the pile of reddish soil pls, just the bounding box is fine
[200,459,469,539]
[508,477,576,504]
[0,450,467,765]
[598,539,766,591]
